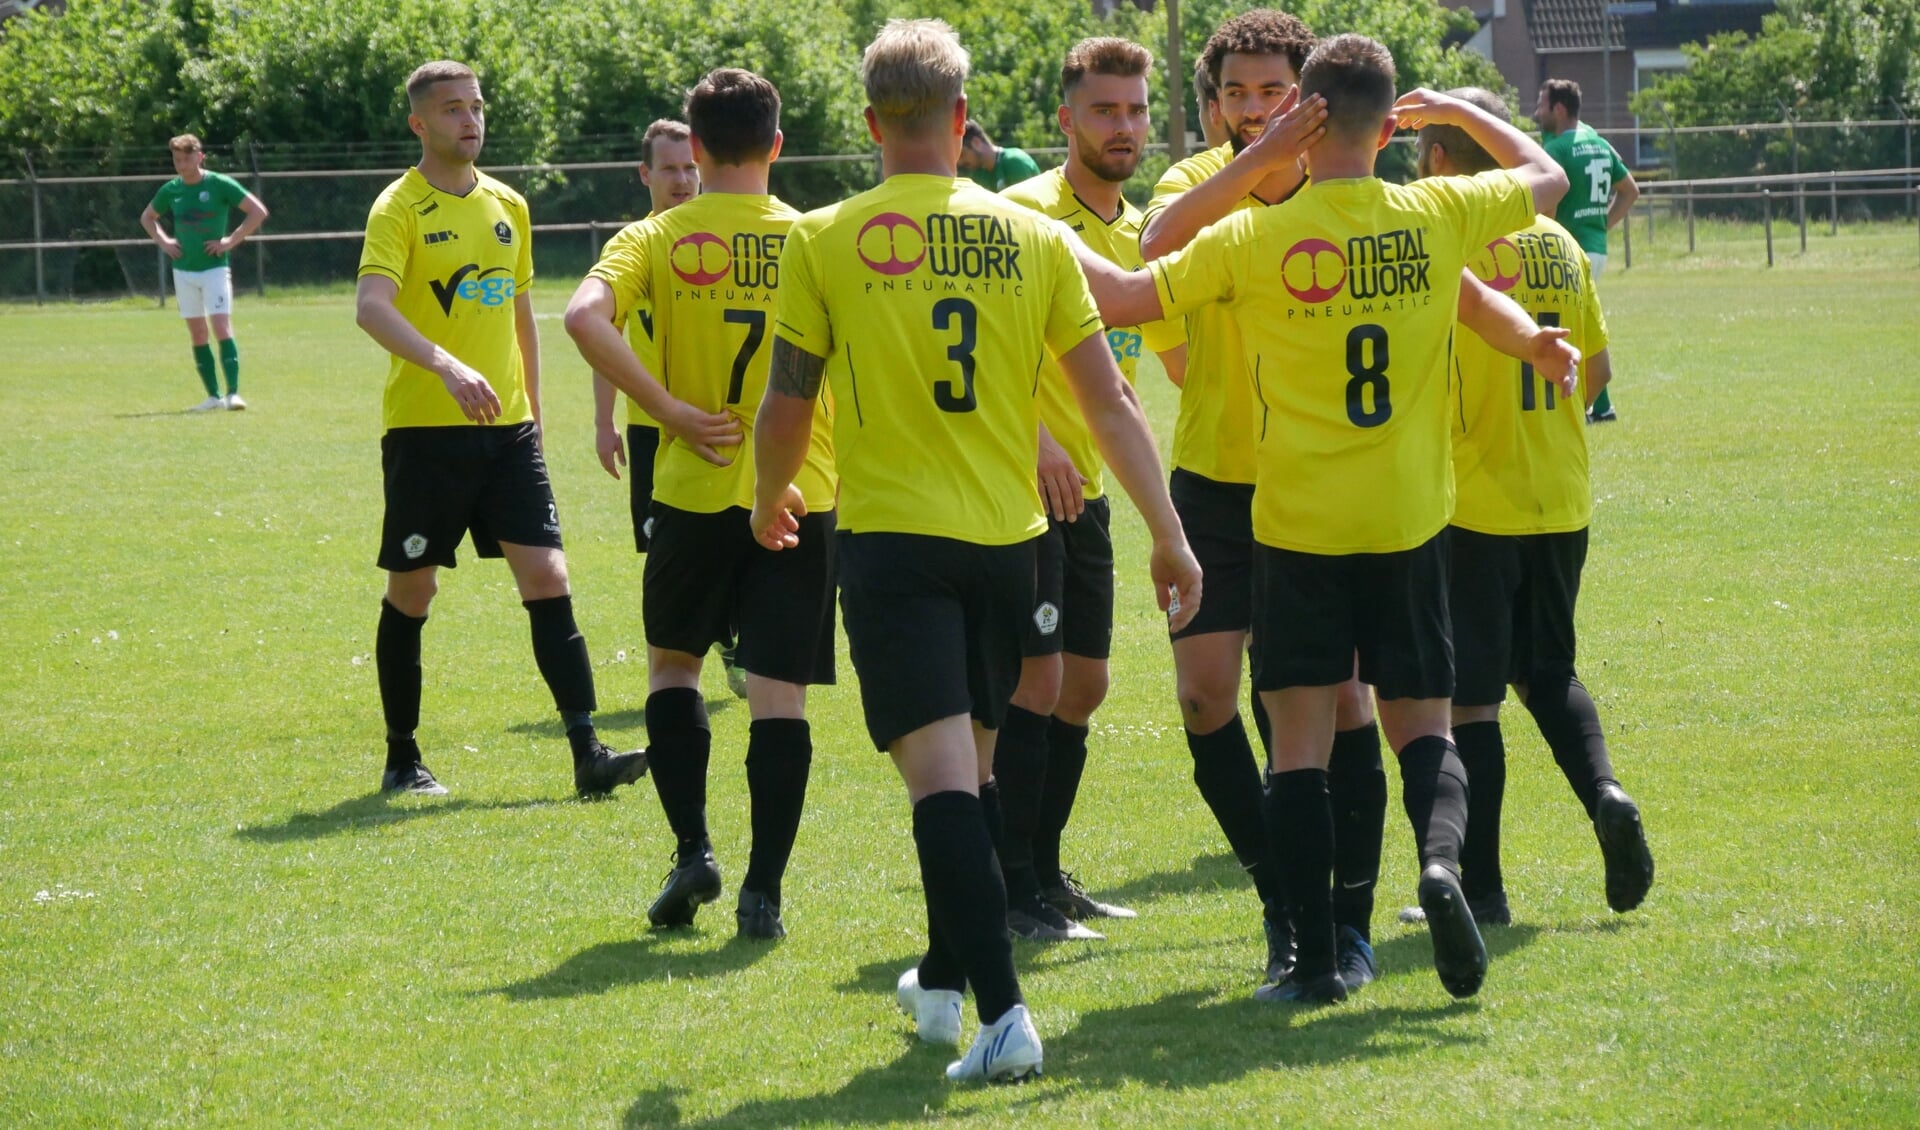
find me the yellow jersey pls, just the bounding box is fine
[1452,215,1607,535]
[1153,170,1535,554]
[1002,168,1183,499]
[359,168,534,431]
[602,219,659,429]
[1142,143,1265,484]
[774,174,1102,545]
[589,192,834,514]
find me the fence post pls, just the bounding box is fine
[1829,179,1837,236]
[1898,102,1915,219]
[1646,194,1654,244]
[1763,189,1773,267]
[24,151,45,305]
[247,142,266,296]
[586,221,598,267]
[1686,189,1695,254]
[1798,180,1808,254]
[1622,197,1632,268]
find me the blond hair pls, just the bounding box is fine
[861,19,970,135]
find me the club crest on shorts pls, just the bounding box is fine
[403,534,429,560]
[494,221,513,245]
[1033,601,1060,636]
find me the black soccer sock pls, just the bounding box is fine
[991,706,1049,904]
[645,688,712,855]
[742,718,812,905]
[1033,716,1091,886]
[913,790,1023,1025]
[1328,722,1387,941]
[978,777,1038,908]
[1266,768,1336,979]
[1524,675,1617,819]
[1398,735,1471,873]
[376,599,426,769]
[1452,720,1507,901]
[1187,716,1286,918]
[525,595,598,716]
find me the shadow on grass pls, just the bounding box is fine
[1371,921,1543,980]
[503,701,729,738]
[1093,851,1254,907]
[631,987,1484,1127]
[233,792,559,844]
[490,933,773,1001]
[111,409,213,419]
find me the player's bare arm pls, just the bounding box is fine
[748,336,822,551]
[514,290,542,436]
[1138,91,1325,260]
[1393,89,1569,215]
[1456,271,1579,394]
[1584,347,1613,410]
[590,373,626,478]
[354,273,502,424]
[1037,421,1088,523]
[1606,174,1640,231]
[1158,344,1187,389]
[1056,334,1201,631]
[562,276,740,465]
[206,193,270,257]
[139,205,183,260]
[1073,248,1166,330]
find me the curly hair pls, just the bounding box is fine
[1200,9,1316,87]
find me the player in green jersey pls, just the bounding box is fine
[139,134,270,412]
[957,119,1042,190]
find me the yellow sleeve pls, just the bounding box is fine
[1040,225,1105,358]
[1149,214,1242,320]
[1580,251,1609,354]
[1139,309,1185,354]
[772,219,833,359]
[512,194,534,291]
[587,225,653,328]
[357,194,410,284]
[1142,158,1201,228]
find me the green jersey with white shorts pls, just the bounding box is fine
[151,172,249,271]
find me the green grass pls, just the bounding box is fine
[3,256,1918,1127]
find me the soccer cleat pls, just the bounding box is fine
[187,395,226,413]
[945,1004,1042,1084]
[1253,969,1348,1005]
[1398,890,1511,927]
[1417,864,1489,999]
[224,393,247,411]
[380,761,449,796]
[1263,914,1298,983]
[1007,898,1102,942]
[647,846,723,929]
[573,741,648,798]
[719,644,748,699]
[895,966,963,1046]
[1040,871,1137,920]
[1587,407,1619,424]
[735,888,786,941]
[1335,925,1378,992]
[1594,783,1655,913]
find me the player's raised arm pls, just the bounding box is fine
[1393,88,1568,216]
[1456,270,1579,395]
[563,276,740,465]
[1139,90,1324,260]
[354,273,500,424]
[1072,244,1166,330]
[749,336,820,550]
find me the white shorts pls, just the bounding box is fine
[1586,252,1607,280]
[173,266,233,319]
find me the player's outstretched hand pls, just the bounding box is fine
[1245,88,1326,171]
[750,483,807,551]
[595,421,626,479]
[1037,431,1088,523]
[1151,536,1204,634]
[1389,89,1467,131]
[434,351,502,424]
[1526,326,1582,397]
[662,401,742,467]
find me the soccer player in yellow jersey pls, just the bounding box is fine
[590,119,699,553]
[748,19,1201,1083]
[1416,88,1653,925]
[991,36,1184,941]
[565,69,833,942]
[353,61,644,798]
[1139,36,1574,1003]
[1192,53,1230,150]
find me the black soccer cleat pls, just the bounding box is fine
[648,846,723,929]
[1263,914,1299,984]
[1253,969,1348,1005]
[381,762,449,796]
[1007,896,1102,941]
[735,888,786,941]
[1040,872,1137,920]
[573,741,648,798]
[1334,925,1378,992]
[1417,863,1489,999]
[1594,783,1655,913]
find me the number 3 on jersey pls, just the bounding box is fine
[1345,323,1391,427]
[932,297,978,413]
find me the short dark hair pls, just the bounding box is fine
[640,119,691,166]
[1061,37,1152,100]
[684,68,780,165]
[1192,52,1218,108]
[1300,34,1396,143]
[1420,87,1508,174]
[1541,78,1581,118]
[406,61,477,109]
[963,119,990,147]
[1201,9,1315,88]
[169,134,202,153]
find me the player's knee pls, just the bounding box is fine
[1334,678,1376,729]
[1451,703,1501,726]
[1054,662,1108,723]
[1174,671,1237,731]
[385,571,436,617]
[1010,655,1063,715]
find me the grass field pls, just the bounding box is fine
[4,237,1919,1126]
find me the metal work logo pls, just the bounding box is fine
[1282,229,1433,305]
[1471,230,1585,295]
[670,232,784,289]
[857,213,926,276]
[1469,237,1524,292]
[1282,239,1347,303]
[671,232,732,286]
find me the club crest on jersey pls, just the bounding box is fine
[403,534,428,559]
[1033,601,1060,636]
[494,220,513,245]
[1283,229,1435,318]
[199,190,211,203]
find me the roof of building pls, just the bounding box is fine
[1528,0,1625,51]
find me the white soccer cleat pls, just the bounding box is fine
[187,395,226,413]
[224,393,247,411]
[945,1003,1042,1084]
[896,966,962,1047]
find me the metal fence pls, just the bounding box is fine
[1621,168,1920,267]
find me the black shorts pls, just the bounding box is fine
[1022,496,1115,660]
[642,503,837,686]
[838,532,1037,750]
[1168,469,1254,640]
[627,424,661,553]
[377,422,561,572]
[1449,525,1587,706]
[1250,530,1453,701]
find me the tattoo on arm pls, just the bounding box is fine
[769,337,826,400]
